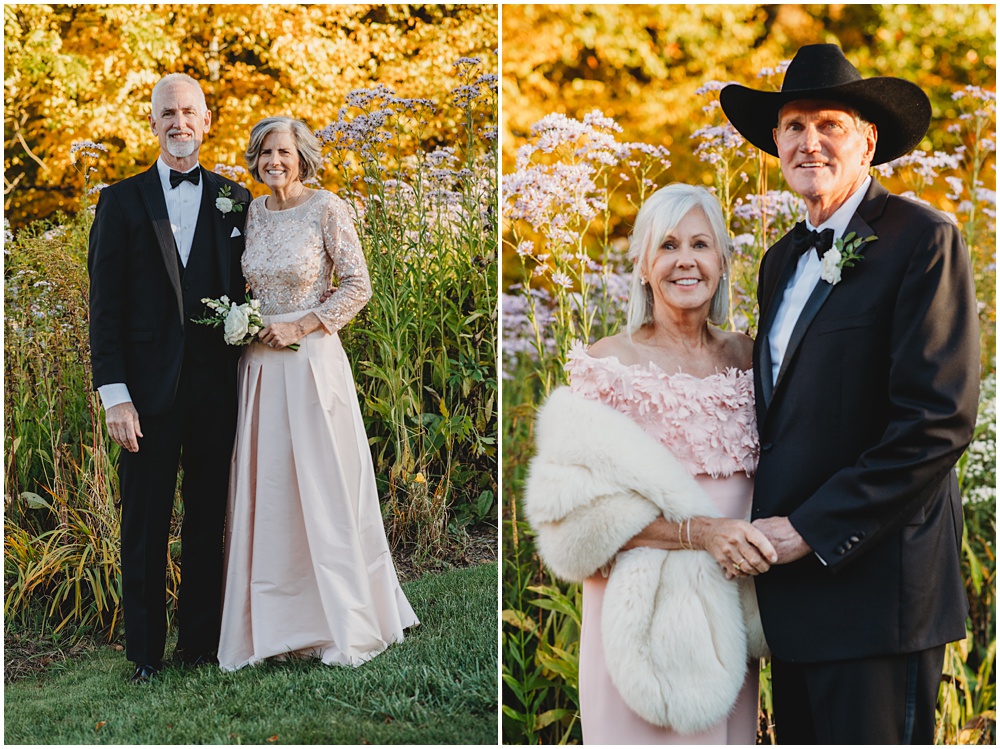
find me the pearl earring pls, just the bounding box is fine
[640,275,648,285]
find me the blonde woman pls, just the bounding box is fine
[526,183,773,743]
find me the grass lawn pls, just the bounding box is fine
[4,562,498,745]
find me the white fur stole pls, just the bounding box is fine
[524,387,768,733]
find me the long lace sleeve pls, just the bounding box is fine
[315,195,372,334]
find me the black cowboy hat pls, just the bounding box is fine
[720,44,931,165]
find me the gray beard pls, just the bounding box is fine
[165,137,198,158]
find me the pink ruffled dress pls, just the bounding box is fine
[565,341,760,745]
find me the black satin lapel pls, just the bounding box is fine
[772,279,833,393]
[139,170,184,324]
[842,212,877,260]
[755,245,799,409]
[757,246,800,344]
[199,170,232,291]
[758,334,774,409]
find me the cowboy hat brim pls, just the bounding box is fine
[720,77,931,165]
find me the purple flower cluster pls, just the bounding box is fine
[69,140,108,161]
[212,164,248,181]
[732,190,806,233]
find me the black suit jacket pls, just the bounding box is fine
[88,164,251,416]
[751,179,980,662]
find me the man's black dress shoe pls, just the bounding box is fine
[128,663,160,683]
[175,650,218,667]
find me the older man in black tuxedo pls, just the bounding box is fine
[720,45,980,743]
[89,73,251,682]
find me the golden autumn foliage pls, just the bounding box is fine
[4,3,498,224]
[502,4,996,181]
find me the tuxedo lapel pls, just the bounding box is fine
[138,167,184,325]
[200,169,236,297]
[756,242,799,409]
[771,209,878,397]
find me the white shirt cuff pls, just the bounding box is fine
[98,383,133,410]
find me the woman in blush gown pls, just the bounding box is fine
[525,184,774,744]
[217,116,418,671]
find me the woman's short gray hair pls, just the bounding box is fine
[625,183,733,332]
[245,116,323,183]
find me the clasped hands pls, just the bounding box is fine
[258,320,307,349]
[620,515,811,580]
[257,310,325,350]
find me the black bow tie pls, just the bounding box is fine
[790,222,835,259]
[169,168,200,188]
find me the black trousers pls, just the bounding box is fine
[771,645,947,744]
[118,354,237,666]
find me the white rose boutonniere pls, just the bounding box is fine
[820,231,876,286]
[216,185,244,215]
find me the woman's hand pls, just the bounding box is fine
[618,516,779,580]
[690,516,778,579]
[258,312,323,349]
[258,321,305,349]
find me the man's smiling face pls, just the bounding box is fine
[773,99,877,224]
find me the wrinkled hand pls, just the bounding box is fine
[258,321,304,350]
[752,516,811,564]
[106,401,143,453]
[695,517,778,579]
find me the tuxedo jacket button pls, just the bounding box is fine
[760,442,773,453]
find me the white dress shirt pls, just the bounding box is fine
[98,159,203,410]
[768,176,871,386]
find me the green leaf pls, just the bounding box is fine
[501,608,538,634]
[21,491,50,510]
[533,708,574,730]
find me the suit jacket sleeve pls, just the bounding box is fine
[88,186,129,390]
[788,218,980,569]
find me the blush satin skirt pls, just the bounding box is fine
[218,310,419,671]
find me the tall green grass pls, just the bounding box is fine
[321,59,498,555]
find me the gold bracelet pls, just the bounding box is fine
[686,518,693,550]
[677,521,684,549]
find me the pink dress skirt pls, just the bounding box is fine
[218,311,418,670]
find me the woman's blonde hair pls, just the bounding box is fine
[625,183,732,332]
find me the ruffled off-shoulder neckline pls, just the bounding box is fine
[565,340,759,478]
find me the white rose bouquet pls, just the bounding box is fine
[194,295,299,350]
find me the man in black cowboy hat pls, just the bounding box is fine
[720,44,979,743]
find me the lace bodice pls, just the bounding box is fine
[565,341,759,478]
[242,190,371,334]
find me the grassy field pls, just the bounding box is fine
[4,562,498,745]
